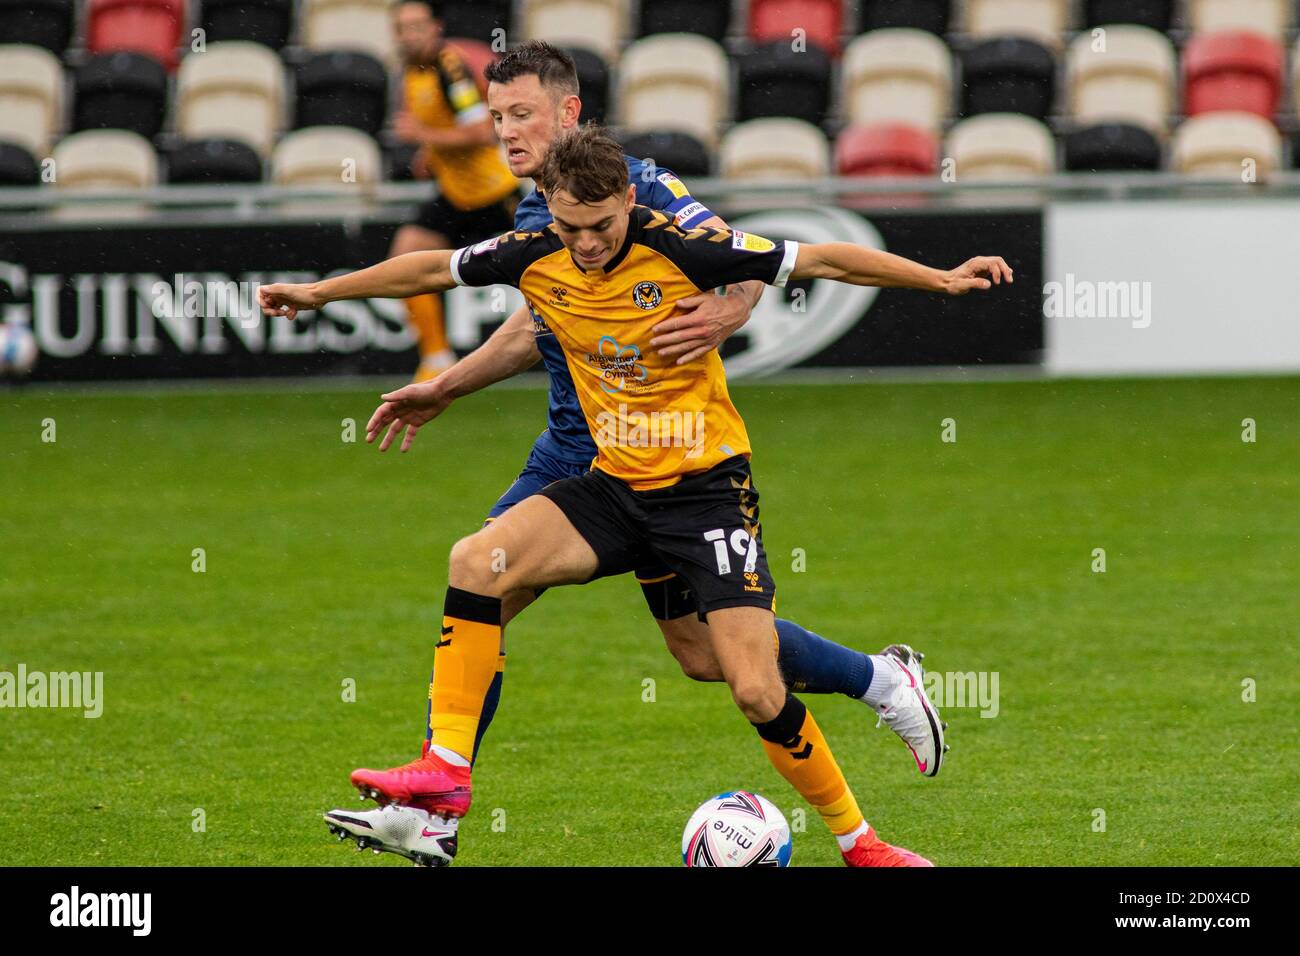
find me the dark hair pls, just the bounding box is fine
[392,0,441,19]
[540,124,628,203]
[484,40,579,96]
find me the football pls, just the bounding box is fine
[0,322,37,378]
[681,791,792,867]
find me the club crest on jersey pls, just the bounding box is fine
[632,281,663,310]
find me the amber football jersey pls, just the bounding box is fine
[403,45,517,211]
[451,205,800,490]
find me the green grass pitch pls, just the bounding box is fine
[2,375,1297,866]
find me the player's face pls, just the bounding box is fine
[547,185,636,270]
[393,3,442,65]
[488,75,581,178]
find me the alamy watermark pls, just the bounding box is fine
[0,665,103,718]
[924,670,999,718]
[1043,274,1152,328]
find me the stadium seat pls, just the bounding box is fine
[1182,32,1283,120]
[440,0,511,44]
[1082,0,1172,32]
[737,40,832,125]
[618,34,729,146]
[965,0,1071,50]
[945,113,1056,179]
[1188,0,1291,39]
[301,0,395,63]
[619,130,710,178]
[0,44,64,157]
[176,41,286,158]
[387,141,419,181]
[446,39,498,91]
[1067,25,1175,135]
[720,119,830,181]
[168,138,263,182]
[836,123,938,176]
[0,141,40,185]
[858,0,950,35]
[566,47,609,124]
[1063,123,1162,171]
[842,29,952,133]
[86,0,186,71]
[1172,110,1281,177]
[520,0,628,62]
[272,125,381,186]
[749,0,843,57]
[73,51,168,140]
[199,0,294,49]
[52,128,158,187]
[961,37,1056,120]
[638,0,731,42]
[0,0,75,55]
[295,51,387,135]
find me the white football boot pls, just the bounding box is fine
[323,803,458,867]
[864,643,948,777]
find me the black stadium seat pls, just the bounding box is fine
[0,140,40,185]
[737,40,831,125]
[1063,123,1161,172]
[620,131,711,179]
[859,0,951,36]
[387,142,420,181]
[566,47,609,124]
[295,51,388,135]
[0,0,75,54]
[1083,0,1172,32]
[73,51,169,139]
[440,0,511,45]
[638,0,731,41]
[168,138,264,183]
[200,0,294,49]
[961,37,1056,121]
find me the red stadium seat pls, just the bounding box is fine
[750,0,843,57]
[836,123,938,176]
[87,0,185,71]
[1183,31,1283,120]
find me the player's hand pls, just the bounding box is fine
[258,283,322,321]
[409,144,432,180]
[649,288,755,365]
[365,382,454,453]
[393,111,428,145]
[941,256,1014,295]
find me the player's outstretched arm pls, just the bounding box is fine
[791,244,1013,295]
[364,306,540,453]
[257,250,458,320]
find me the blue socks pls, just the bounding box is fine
[775,618,873,699]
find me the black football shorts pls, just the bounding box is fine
[539,455,776,618]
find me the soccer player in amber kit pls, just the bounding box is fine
[260,125,1012,867]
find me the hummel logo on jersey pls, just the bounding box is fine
[548,286,571,308]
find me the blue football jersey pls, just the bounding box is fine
[512,155,716,463]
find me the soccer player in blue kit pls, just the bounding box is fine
[320,42,947,866]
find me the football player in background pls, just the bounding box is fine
[389,0,520,381]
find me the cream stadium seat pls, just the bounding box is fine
[272,125,381,185]
[0,44,64,157]
[520,0,628,62]
[1067,25,1176,135]
[1172,110,1281,178]
[176,42,286,158]
[300,0,395,62]
[945,113,1056,179]
[719,119,830,181]
[842,29,952,133]
[618,33,729,146]
[53,129,157,187]
[1188,0,1291,39]
[965,0,1071,50]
